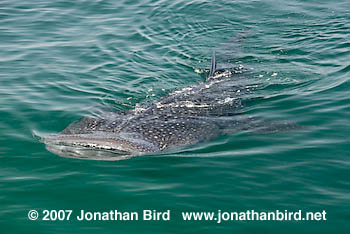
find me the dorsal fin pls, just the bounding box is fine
[208,49,216,78]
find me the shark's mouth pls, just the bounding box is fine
[35,131,160,161]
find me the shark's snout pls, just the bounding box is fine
[39,132,160,160]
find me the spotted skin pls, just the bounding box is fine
[41,66,301,160]
[40,68,250,158]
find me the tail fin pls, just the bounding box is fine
[208,49,216,78]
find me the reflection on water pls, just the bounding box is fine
[0,0,349,233]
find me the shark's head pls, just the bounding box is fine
[40,132,159,161]
[37,117,160,161]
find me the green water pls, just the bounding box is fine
[1,0,349,233]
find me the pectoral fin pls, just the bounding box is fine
[221,116,307,135]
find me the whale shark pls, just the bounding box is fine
[39,50,302,160]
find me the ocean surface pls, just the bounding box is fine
[0,0,349,233]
